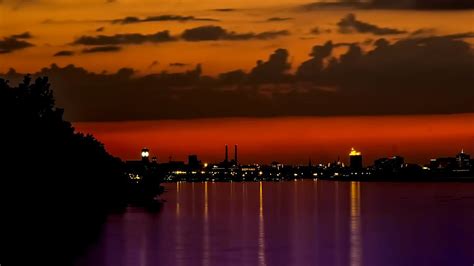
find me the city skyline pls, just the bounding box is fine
[126,143,473,183]
[75,114,474,165]
[132,144,472,168]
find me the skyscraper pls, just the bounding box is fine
[141,148,150,162]
[349,148,363,170]
[456,149,471,169]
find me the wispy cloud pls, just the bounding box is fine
[0,33,34,54]
[111,15,219,24]
[73,31,174,46]
[182,25,290,41]
[266,17,293,22]
[82,45,122,53]
[54,50,75,57]
[337,14,407,35]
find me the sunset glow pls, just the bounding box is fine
[75,114,474,165]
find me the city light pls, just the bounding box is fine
[126,146,473,182]
[349,148,362,156]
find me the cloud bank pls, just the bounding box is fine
[111,15,219,24]
[1,33,473,121]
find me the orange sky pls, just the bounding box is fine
[3,1,474,163]
[1,1,473,75]
[75,114,474,165]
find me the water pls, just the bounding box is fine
[76,180,474,266]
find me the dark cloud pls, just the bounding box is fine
[10,32,32,39]
[181,25,290,41]
[300,0,474,10]
[249,49,292,83]
[72,27,289,47]
[54,50,75,57]
[310,27,332,35]
[81,46,121,53]
[212,8,237,12]
[111,15,219,24]
[294,33,474,114]
[73,31,174,46]
[170,63,188,67]
[96,27,105,32]
[409,28,438,38]
[266,17,293,22]
[1,33,473,121]
[0,36,34,54]
[337,13,407,35]
[41,14,216,25]
[296,41,334,81]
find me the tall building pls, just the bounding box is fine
[349,148,363,170]
[456,149,471,169]
[141,148,150,162]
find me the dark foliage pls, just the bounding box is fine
[0,76,129,265]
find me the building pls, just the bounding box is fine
[126,147,158,182]
[349,148,363,170]
[220,144,239,168]
[429,157,457,170]
[141,148,150,162]
[456,149,471,169]
[374,156,405,172]
[188,155,202,170]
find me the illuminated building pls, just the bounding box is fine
[126,147,159,182]
[456,149,471,169]
[349,148,363,170]
[141,147,150,162]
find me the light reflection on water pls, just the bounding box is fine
[258,182,266,266]
[203,181,209,266]
[350,182,361,266]
[76,180,474,266]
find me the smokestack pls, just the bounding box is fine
[225,144,228,162]
[234,144,238,164]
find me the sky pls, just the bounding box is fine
[1,0,473,163]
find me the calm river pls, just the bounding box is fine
[76,180,474,266]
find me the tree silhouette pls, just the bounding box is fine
[0,76,130,265]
